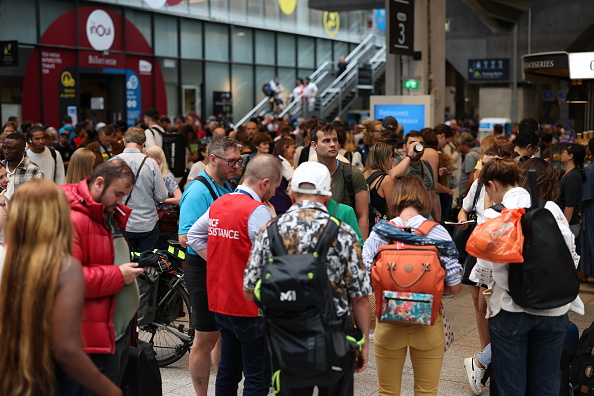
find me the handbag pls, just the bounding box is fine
[451,183,482,263]
[157,208,178,234]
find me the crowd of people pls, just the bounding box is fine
[0,108,591,396]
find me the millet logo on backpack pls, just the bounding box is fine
[280,290,296,301]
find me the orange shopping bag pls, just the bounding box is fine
[466,208,525,263]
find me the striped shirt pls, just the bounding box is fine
[362,214,462,287]
[112,148,168,233]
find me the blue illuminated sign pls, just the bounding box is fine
[375,9,386,32]
[374,104,425,133]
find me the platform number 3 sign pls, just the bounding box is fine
[389,0,414,56]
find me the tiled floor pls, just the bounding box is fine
[160,283,594,395]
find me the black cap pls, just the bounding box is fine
[382,116,398,130]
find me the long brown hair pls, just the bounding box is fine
[520,158,560,202]
[0,179,74,396]
[65,148,95,184]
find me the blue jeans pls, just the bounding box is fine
[489,310,568,396]
[214,313,271,396]
[127,223,159,253]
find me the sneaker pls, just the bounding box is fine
[464,357,485,395]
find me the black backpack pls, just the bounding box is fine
[493,169,580,310]
[571,322,594,396]
[254,216,360,391]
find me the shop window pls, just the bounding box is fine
[205,23,229,62]
[278,67,296,104]
[232,64,254,123]
[158,58,179,118]
[0,1,36,44]
[256,66,275,101]
[298,37,314,69]
[255,31,274,66]
[181,60,203,117]
[334,41,348,65]
[277,34,295,68]
[316,38,332,68]
[232,27,253,64]
[205,62,230,118]
[40,0,74,38]
[181,19,203,60]
[126,8,152,47]
[154,14,178,57]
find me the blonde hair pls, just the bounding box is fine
[343,132,357,153]
[144,145,170,179]
[0,179,73,396]
[65,148,95,184]
[364,142,393,174]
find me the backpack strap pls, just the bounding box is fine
[48,146,57,181]
[313,216,341,260]
[470,182,483,212]
[267,218,288,257]
[526,169,542,209]
[343,163,355,208]
[491,204,505,213]
[195,175,219,202]
[414,220,440,237]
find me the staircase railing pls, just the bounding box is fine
[234,34,386,126]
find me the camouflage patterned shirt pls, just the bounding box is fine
[244,200,372,317]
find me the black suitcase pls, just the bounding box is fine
[121,340,162,396]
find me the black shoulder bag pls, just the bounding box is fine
[451,182,482,265]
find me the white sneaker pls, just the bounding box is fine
[464,357,485,395]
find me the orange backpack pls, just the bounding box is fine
[371,221,445,324]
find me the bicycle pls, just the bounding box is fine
[132,243,195,367]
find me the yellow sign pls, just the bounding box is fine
[3,43,11,55]
[61,71,75,87]
[278,0,296,15]
[323,11,340,37]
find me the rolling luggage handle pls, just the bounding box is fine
[388,262,431,288]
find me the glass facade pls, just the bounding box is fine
[0,0,367,125]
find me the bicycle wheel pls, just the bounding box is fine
[138,277,194,367]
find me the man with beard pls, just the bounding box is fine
[178,136,243,396]
[61,159,145,385]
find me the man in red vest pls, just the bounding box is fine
[187,154,282,395]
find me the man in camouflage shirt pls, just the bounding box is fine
[244,161,372,395]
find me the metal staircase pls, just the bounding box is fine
[233,34,386,127]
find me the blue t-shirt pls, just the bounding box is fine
[179,170,233,255]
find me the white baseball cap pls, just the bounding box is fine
[291,162,333,196]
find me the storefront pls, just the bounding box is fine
[522,51,594,132]
[0,0,366,127]
[22,7,166,127]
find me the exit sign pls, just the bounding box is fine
[403,80,419,89]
